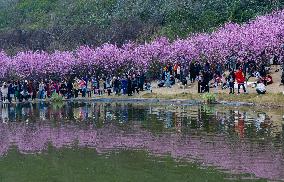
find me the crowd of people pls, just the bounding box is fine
[0,73,152,103]
[0,53,283,103]
[158,54,280,95]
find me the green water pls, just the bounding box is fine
[0,102,282,181]
[0,148,261,182]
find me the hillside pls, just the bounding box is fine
[0,0,283,53]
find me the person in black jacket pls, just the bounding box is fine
[127,76,132,96]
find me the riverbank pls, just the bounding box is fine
[2,91,284,108]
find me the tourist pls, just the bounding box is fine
[113,76,120,95]
[1,83,8,102]
[227,70,235,94]
[127,76,132,96]
[7,82,14,103]
[235,68,246,94]
[67,79,73,99]
[99,78,104,95]
[38,81,45,99]
[45,80,51,98]
[73,79,79,98]
[92,77,98,95]
[79,78,86,97]
[202,71,210,93]
[105,78,112,96]
[121,76,128,95]
[86,79,92,97]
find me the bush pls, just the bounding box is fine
[50,92,63,102]
[201,93,216,104]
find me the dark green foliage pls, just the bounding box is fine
[0,0,283,52]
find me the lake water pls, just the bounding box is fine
[0,101,283,181]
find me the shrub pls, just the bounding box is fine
[201,93,216,104]
[50,92,63,102]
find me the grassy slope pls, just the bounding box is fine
[0,0,283,51]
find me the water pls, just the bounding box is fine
[0,101,283,181]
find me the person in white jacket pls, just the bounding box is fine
[1,83,8,102]
[256,81,266,94]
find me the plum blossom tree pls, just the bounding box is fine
[0,9,283,80]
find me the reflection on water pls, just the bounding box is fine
[0,102,283,180]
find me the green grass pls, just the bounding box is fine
[0,148,263,182]
[142,92,284,107]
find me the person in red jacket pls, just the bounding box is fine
[235,68,246,94]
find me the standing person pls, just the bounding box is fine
[32,81,37,100]
[202,71,210,93]
[79,78,86,98]
[189,61,196,83]
[87,79,92,97]
[21,80,29,101]
[92,77,98,95]
[1,83,8,102]
[14,81,20,102]
[132,75,139,94]
[28,81,34,100]
[228,70,235,94]
[7,82,15,103]
[164,71,171,88]
[67,79,73,99]
[45,80,51,98]
[73,79,79,98]
[121,76,128,95]
[60,80,67,97]
[235,68,246,94]
[197,73,203,93]
[127,76,132,96]
[105,78,112,96]
[113,77,120,95]
[138,73,145,91]
[18,81,23,102]
[176,64,181,82]
[99,78,104,96]
[38,81,45,100]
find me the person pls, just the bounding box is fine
[73,79,79,98]
[189,61,196,83]
[86,79,92,97]
[256,81,266,94]
[145,81,152,92]
[127,76,132,96]
[92,77,98,95]
[121,76,128,95]
[138,73,145,91]
[228,70,235,94]
[176,64,181,81]
[67,79,73,99]
[164,71,171,88]
[235,68,246,94]
[79,79,86,97]
[7,82,15,103]
[1,83,8,102]
[105,78,112,96]
[113,76,120,95]
[99,78,104,96]
[45,81,51,98]
[202,71,210,93]
[60,80,67,97]
[38,81,45,99]
[197,73,203,93]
